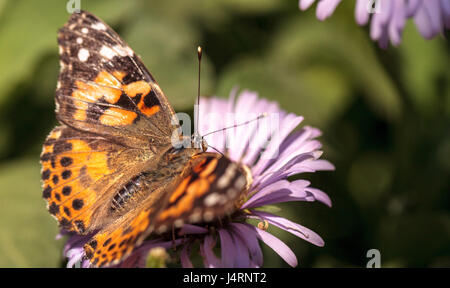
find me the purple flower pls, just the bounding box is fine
[299,0,450,48]
[175,89,334,267]
[62,89,334,268]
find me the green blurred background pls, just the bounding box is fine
[0,0,449,267]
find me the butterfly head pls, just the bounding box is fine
[192,132,208,152]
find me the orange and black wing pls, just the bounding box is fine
[150,153,249,232]
[83,153,249,267]
[40,125,157,234]
[56,10,179,148]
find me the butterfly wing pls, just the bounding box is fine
[56,10,179,148]
[40,125,160,234]
[83,153,249,267]
[150,153,249,232]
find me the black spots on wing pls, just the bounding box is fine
[49,202,59,215]
[43,186,52,199]
[62,186,72,196]
[41,169,51,180]
[62,170,72,180]
[72,198,84,210]
[103,238,112,247]
[116,93,141,111]
[60,157,73,167]
[118,239,126,248]
[40,153,51,162]
[143,89,161,108]
[60,217,71,230]
[108,243,116,251]
[54,193,61,202]
[64,207,71,217]
[84,98,109,121]
[52,175,59,185]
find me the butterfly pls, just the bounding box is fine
[40,10,248,267]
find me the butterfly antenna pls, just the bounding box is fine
[202,113,268,138]
[207,144,224,157]
[194,46,202,140]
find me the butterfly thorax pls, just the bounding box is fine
[109,145,201,214]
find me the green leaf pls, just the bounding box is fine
[0,159,63,267]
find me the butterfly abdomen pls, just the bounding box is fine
[110,173,149,212]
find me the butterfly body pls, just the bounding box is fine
[41,11,248,267]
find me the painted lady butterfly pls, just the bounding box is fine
[40,10,248,267]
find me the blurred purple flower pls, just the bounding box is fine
[299,0,450,48]
[62,89,334,268]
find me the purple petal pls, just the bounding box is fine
[180,244,194,268]
[299,0,316,11]
[252,113,303,175]
[406,0,422,17]
[414,1,438,39]
[250,211,325,247]
[230,229,252,268]
[202,235,221,268]
[305,186,332,207]
[179,224,208,235]
[441,0,450,28]
[423,0,443,35]
[355,0,370,25]
[316,0,342,21]
[247,223,298,267]
[218,229,235,267]
[242,180,297,209]
[229,223,263,267]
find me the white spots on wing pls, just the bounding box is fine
[157,225,167,234]
[203,211,214,222]
[99,45,116,59]
[174,219,184,228]
[235,175,246,190]
[226,187,237,198]
[78,48,90,62]
[189,209,202,223]
[112,45,134,57]
[204,192,227,207]
[59,61,66,71]
[125,46,134,56]
[217,164,237,189]
[91,22,106,31]
[81,27,89,34]
[76,37,83,44]
[56,81,61,89]
[58,45,64,55]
